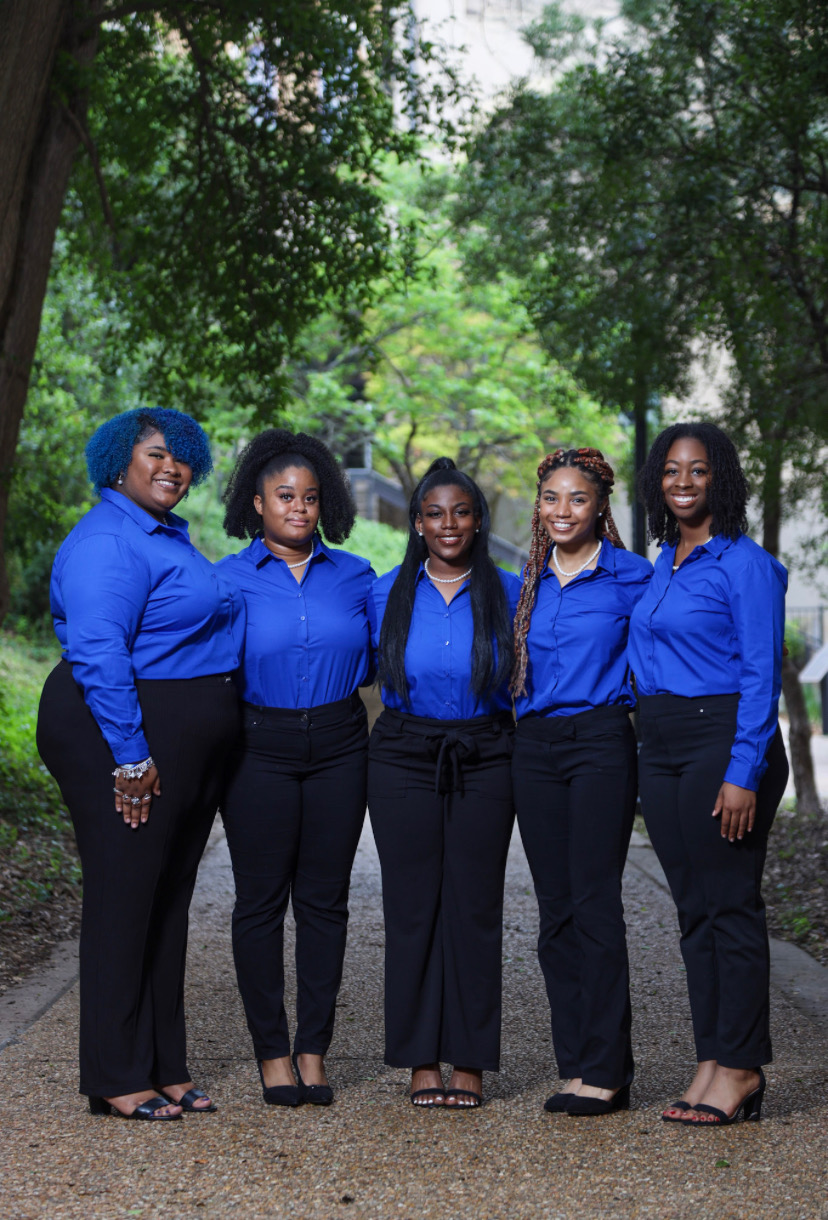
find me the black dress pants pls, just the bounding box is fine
[512,706,637,1088]
[367,708,515,1071]
[638,694,789,1068]
[36,659,239,1097]
[221,693,368,1060]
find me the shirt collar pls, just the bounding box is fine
[251,533,337,569]
[100,486,189,536]
[662,532,737,563]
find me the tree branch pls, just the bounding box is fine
[61,106,120,250]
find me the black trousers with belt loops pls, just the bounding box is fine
[638,694,789,1068]
[221,692,368,1061]
[512,705,637,1089]
[36,659,239,1098]
[367,707,515,1071]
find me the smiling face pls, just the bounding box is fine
[117,431,192,521]
[415,482,480,568]
[539,466,605,551]
[662,437,713,530]
[254,463,320,552]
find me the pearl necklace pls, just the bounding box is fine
[283,546,315,570]
[552,540,602,578]
[425,558,472,584]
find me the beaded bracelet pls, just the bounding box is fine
[111,756,155,781]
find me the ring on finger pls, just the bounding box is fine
[130,797,141,806]
[142,794,151,802]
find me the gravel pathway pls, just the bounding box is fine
[1,820,827,1219]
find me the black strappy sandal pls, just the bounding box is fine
[160,1087,217,1113]
[88,1095,182,1120]
[410,1087,446,1108]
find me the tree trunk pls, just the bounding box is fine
[0,0,102,622]
[760,440,820,814]
[781,655,822,814]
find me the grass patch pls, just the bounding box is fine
[0,633,80,939]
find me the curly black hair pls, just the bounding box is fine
[378,457,514,706]
[638,421,749,544]
[222,429,357,543]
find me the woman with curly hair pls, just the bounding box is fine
[37,409,245,1120]
[629,422,788,1127]
[511,448,652,1116]
[217,429,375,1108]
[367,458,520,1109]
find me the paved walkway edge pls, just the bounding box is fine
[0,815,227,1053]
[627,833,828,1029]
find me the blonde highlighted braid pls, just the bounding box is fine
[511,447,625,698]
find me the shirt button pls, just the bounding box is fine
[300,615,306,621]
[445,640,450,645]
[444,613,449,619]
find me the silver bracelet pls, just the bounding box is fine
[111,756,155,781]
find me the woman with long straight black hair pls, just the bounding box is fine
[630,421,788,1127]
[367,457,520,1109]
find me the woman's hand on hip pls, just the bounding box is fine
[114,766,162,829]
[712,781,756,842]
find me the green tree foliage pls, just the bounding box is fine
[285,165,624,504]
[0,0,461,619]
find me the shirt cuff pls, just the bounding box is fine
[723,757,764,792]
[112,732,152,767]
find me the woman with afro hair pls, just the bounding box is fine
[217,429,375,1108]
[511,448,652,1117]
[37,409,245,1120]
[629,422,789,1126]
[367,458,520,1109]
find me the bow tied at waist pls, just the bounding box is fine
[427,729,481,795]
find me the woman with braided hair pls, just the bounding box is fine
[511,447,651,1116]
[217,429,375,1108]
[629,423,788,1127]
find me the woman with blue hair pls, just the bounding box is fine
[37,408,245,1121]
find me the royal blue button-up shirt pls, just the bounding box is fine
[515,538,653,719]
[628,532,787,790]
[216,537,375,708]
[368,564,522,719]
[51,488,245,764]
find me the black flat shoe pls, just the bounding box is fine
[681,1070,765,1126]
[160,1087,217,1113]
[257,1060,301,1108]
[88,1095,182,1120]
[566,1084,630,1117]
[544,1091,576,1113]
[292,1050,333,1106]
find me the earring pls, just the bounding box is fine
[117,474,124,485]
[475,528,479,533]
[418,531,423,537]
[598,512,603,518]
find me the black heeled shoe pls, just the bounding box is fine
[292,1050,334,1106]
[566,1083,631,1117]
[159,1086,217,1113]
[88,1095,182,1120]
[681,1069,765,1126]
[257,1060,301,1108]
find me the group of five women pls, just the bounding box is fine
[37,408,787,1129]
